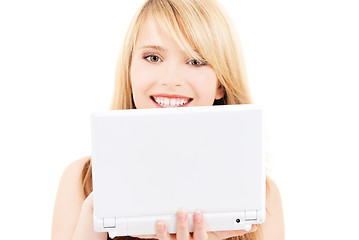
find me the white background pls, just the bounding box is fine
[0,0,358,239]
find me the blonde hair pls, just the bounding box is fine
[82,0,266,239]
[110,0,252,110]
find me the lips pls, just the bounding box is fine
[150,94,193,108]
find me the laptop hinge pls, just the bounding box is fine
[245,210,257,221]
[103,217,116,228]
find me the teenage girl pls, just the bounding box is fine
[51,0,285,239]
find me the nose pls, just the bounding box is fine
[159,61,183,87]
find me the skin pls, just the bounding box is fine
[130,18,224,109]
[51,17,285,240]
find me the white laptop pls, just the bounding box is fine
[91,104,266,238]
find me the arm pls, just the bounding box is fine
[51,156,107,240]
[259,176,285,240]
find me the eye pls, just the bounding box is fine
[144,54,162,63]
[188,59,207,66]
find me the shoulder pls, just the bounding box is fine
[266,176,282,208]
[57,156,90,196]
[59,155,91,202]
[258,176,285,240]
[51,156,91,239]
[63,155,90,179]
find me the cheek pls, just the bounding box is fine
[188,68,218,98]
[130,61,155,93]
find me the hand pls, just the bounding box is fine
[133,209,257,240]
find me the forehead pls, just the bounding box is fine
[134,16,203,61]
[135,18,175,49]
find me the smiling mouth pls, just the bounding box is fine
[150,96,193,108]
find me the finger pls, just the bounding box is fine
[176,209,190,240]
[248,224,258,233]
[156,221,172,240]
[193,211,208,240]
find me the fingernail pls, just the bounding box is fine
[157,222,165,233]
[178,209,186,222]
[194,211,202,223]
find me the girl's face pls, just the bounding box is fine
[130,18,224,109]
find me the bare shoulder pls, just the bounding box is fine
[56,155,90,200]
[64,155,90,175]
[62,155,90,184]
[51,155,91,240]
[266,176,282,210]
[258,176,285,240]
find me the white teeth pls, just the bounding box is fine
[153,96,190,107]
[170,98,175,106]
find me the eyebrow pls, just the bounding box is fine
[139,45,204,60]
[140,45,168,52]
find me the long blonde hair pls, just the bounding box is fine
[110,0,252,110]
[82,0,266,239]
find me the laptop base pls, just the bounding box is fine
[94,210,265,238]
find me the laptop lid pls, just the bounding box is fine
[91,104,265,237]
